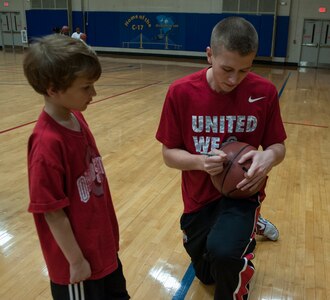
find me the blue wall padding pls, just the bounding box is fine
[25,10,289,57]
[26,9,68,38]
[274,15,290,57]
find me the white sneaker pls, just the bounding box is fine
[256,215,279,241]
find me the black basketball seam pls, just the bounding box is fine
[220,143,251,197]
[220,160,232,194]
[227,187,239,197]
[229,144,251,161]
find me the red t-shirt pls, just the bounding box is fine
[28,110,119,284]
[156,68,287,213]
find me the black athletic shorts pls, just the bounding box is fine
[50,257,130,300]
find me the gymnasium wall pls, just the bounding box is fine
[23,0,289,60]
[2,0,330,63]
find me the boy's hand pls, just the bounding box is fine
[70,257,91,283]
[44,210,92,284]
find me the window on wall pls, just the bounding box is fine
[222,0,276,14]
[240,0,258,13]
[223,0,239,12]
[43,0,55,8]
[31,0,42,8]
[30,0,67,9]
[259,0,276,13]
[56,0,67,8]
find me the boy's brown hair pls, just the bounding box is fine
[23,34,102,95]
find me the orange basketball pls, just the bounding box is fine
[211,141,266,199]
[80,33,87,42]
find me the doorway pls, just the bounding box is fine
[299,19,330,68]
[0,11,23,50]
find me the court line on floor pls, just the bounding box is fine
[171,71,293,300]
[90,81,160,105]
[278,72,328,128]
[283,121,328,128]
[278,72,291,98]
[172,263,195,300]
[0,81,161,134]
[0,120,38,134]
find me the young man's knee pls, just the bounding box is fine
[206,236,256,263]
[206,239,234,263]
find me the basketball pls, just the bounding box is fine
[80,33,87,42]
[211,141,266,199]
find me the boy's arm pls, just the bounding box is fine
[45,209,91,283]
[162,145,226,176]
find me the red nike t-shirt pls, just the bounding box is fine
[28,110,119,284]
[156,68,287,213]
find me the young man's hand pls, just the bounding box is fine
[236,143,285,191]
[203,149,227,176]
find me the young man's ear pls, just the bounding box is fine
[206,46,212,65]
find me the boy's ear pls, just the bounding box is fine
[46,86,59,97]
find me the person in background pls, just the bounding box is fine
[156,16,286,300]
[60,25,70,36]
[24,34,130,300]
[71,27,82,40]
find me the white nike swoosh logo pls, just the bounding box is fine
[248,96,266,103]
[257,221,266,231]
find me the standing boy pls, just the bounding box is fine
[24,34,130,300]
[156,17,286,299]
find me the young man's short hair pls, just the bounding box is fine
[210,17,259,56]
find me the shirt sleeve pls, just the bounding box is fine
[28,137,70,213]
[155,86,184,149]
[261,86,287,149]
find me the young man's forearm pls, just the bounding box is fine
[162,145,205,171]
[264,142,286,167]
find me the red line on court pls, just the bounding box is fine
[0,82,161,134]
[0,120,38,134]
[283,121,328,128]
[91,81,161,105]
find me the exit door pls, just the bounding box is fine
[0,12,23,50]
[318,20,330,68]
[299,19,330,68]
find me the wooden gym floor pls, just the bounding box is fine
[0,49,329,300]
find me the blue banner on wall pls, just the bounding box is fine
[120,13,184,50]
